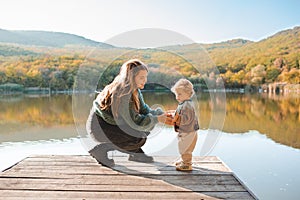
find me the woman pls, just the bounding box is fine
[86,59,166,167]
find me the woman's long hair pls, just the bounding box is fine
[96,59,148,117]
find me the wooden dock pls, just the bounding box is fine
[0,155,257,199]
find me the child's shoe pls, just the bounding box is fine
[176,162,192,171]
[174,160,182,166]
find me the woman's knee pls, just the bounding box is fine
[115,134,147,152]
[136,137,147,147]
[87,112,111,143]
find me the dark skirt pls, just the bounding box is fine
[86,109,150,153]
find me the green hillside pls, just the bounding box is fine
[208,26,300,69]
[0,44,39,56]
[164,26,300,87]
[0,26,299,92]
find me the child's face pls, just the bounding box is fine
[174,89,191,103]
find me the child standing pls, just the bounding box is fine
[167,78,199,171]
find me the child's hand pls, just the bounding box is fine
[166,113,172,117]
[162,114,175,125]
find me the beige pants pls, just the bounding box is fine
[178,131,197,165]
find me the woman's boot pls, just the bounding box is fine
[89,143,115,167]
[128,148,154,163]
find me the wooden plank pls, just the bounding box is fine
[24,155,223,163]
[0,172,233,180]
[16,161,230,174]
[23,155,96,163]
[0,175,239,185]
[203,192,256,199]
[0,190,219,199]
[16,155,231,174]
[8,164,231,173]
[0,178,246,192]
[112,165,230,175]
[3,163,231,176]
[2,169,230,176]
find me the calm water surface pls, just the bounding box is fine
[0,92,299,200]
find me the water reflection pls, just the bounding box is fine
[221,93,300,149]
[0,92,299,149]
[0,94,73,128]
[144,92,300,149]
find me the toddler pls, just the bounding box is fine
[166,78,199,171]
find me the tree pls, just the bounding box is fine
[0,71,6,84]
[266,67,281,83]
[273,57,286,69]
[251,65,266,85]
[285,69,300,84]
[232,70,246,86]
[231,63,246,73]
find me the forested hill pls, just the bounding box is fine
[165,26,300,70]
[0,29,114,48]
[162,26,300,86]
[208,26,300,70]
[0,26,299,91]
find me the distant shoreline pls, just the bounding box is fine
[1,86,299,96]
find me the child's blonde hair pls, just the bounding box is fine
[171,78,195,98]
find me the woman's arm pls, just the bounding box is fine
[117,96,159,131]
[138,89,164,115]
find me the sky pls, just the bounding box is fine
[0,0,300,44]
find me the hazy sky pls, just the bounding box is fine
[1,0,299,44]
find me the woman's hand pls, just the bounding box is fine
[153,107,164,115]
[157,114,167,123]
[157,113,176,125]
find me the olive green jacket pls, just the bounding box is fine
[94,89,163,131]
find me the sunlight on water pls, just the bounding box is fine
[210,130,300,200]
[0,128,210,172]
[0,137,87,171]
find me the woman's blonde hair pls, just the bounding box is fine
[171,78,195,97]
[96,59,148,116]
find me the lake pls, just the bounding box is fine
[0,92,299,199]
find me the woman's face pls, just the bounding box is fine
[134,69,148,89]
